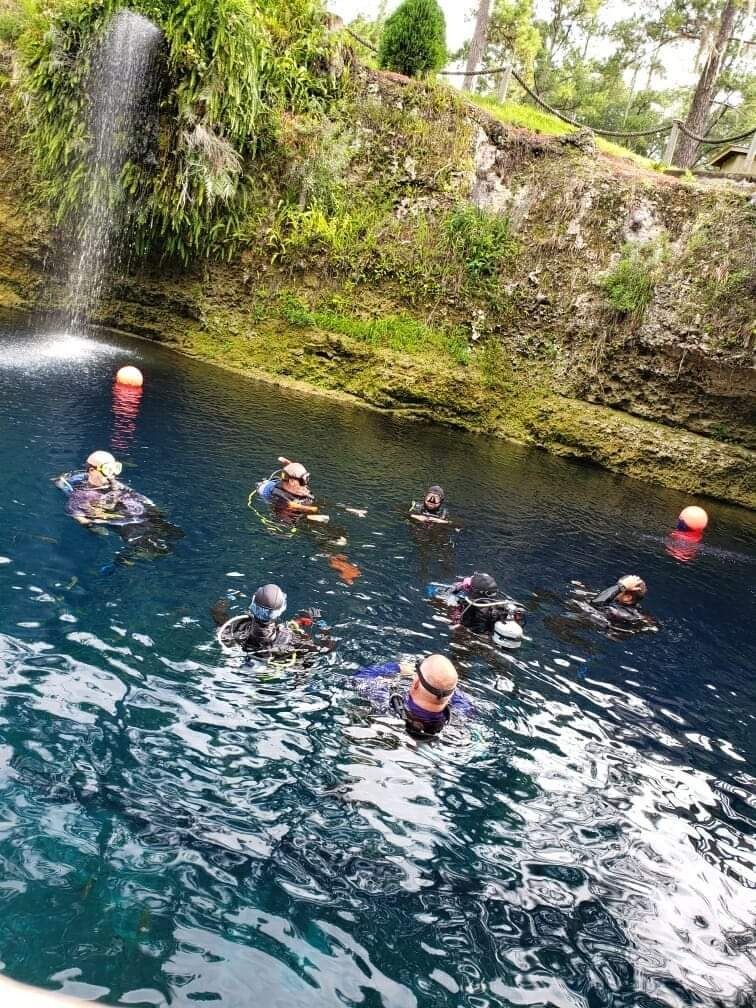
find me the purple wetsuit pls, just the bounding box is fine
[355,661,475,723]
[66,479,150,526]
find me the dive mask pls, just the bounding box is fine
[89,460,122,479]
[250,592,288,622]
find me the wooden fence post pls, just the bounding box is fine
[496,62,512,104]
[662,123,680,166]
[744,131,756,173]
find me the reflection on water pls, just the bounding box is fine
[111,381,143,453]
[0,327,754,1008]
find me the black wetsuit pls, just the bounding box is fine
[592,598,646,629]
[218,614,316,657]
[59,472,183,567]
[590,585,647,629]
[410,501,449,521]
[458,598,515,634]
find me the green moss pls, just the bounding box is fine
[0,9,23,42]
[279,292,470,363]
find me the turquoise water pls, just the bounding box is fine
[0,327,754,1007]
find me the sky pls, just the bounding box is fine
[328,0,706,89]
[332,0,471,54]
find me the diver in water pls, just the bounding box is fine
[356,654,472,738]
[590,574,649,629]
[59,450,148,526]
[212,583,326,658]
[258,459,322,515]
[55,450,183,568]
[410,485,450,524]
[450,572,527,648]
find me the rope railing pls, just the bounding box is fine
[345,26,378,53]
[443,63,675,138]
[343,26,756,148]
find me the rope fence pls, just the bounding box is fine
[343,26,756,149]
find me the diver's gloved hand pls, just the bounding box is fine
[591,583,622,606]
[210,597,230,627]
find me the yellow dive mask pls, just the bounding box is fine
[90,460,122,479]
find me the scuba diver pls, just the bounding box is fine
[589,574,650,630]
[59,450,148,526]
[212,583,328,659]
[429,572,527,650]
[356,654,472,738]
[410,486,450,524]
[255,457,328,523]
[55,450,183,568]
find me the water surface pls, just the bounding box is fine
[0,327,754,1008]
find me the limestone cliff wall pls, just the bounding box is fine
[0,59,753,507]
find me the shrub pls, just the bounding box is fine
[14,0,338,263]
[378,0,447,79]
[600,245,655,317]
[444,205,518,279]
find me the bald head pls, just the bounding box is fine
[419,654,458,691]
[410,654,459,713]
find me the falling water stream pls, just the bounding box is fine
[65,10,161,332]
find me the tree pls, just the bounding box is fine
[378,0,447,78]
[673,0,743,166]
[466,0,492,76]
[484,0,541,96]
[538,0,604,64]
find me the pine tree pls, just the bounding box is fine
[466,0,492,77]
[673,0,741,167]
[378,0,448,78]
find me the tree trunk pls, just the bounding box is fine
[465,0,492,79]
[673,0,740,168]
[623,61,641,127]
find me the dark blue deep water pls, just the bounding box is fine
[0,327,754,1008]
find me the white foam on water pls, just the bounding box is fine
[0,332,133,369]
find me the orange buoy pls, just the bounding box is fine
[116,365,143,387]
[677,505,708,533]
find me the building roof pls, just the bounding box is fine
[707,144,751,168]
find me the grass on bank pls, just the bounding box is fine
[466,93,657,170]
[280,293,470,364]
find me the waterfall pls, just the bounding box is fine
[64,10,161,333]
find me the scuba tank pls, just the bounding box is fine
[492,602,526,649]
[493,617,524,649]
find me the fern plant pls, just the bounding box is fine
[14,0,338,263]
